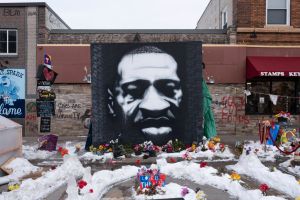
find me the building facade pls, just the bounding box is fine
[197,0,300,45]
[1,2,300,140]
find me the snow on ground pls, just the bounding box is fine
[66,165,138,200]
[22,145,56,160]
[243,141,288,162]
[0,156,86,200]
[158,145,235,161]
[157,159,286,200]
[79,152,113,162]
[132,183,196,200]
[279,158,300,176]
[227,152,300,198]
[0,158,41,185]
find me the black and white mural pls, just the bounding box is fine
[92,42,203,145]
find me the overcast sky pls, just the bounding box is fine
[2,0,210,29]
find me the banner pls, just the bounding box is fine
[0,69,25,118]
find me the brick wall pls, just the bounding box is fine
[209,84,299,136]
[51,84,91,136]
[48,32,228,44]
[237,32,300,45]
[0,7,26,66]
[291,0,300,28]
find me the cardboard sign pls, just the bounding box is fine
[40,117,51,132]
[36,101,55,117]
[139,173,166,189]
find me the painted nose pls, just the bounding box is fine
[139,86,170,112]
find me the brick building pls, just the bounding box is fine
[197,0,300,45]
[1,2,300,139]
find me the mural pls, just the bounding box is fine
[0,69,25,118]
[91,42,203,145]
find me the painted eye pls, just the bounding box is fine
[121,80,150,99]
[154,80,180,98]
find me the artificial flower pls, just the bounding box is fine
[77,180,87,189]
[135,159,141,165]
[259,183,270,195]
[196,190,207,200]
[230,172,241,181]
[181,187,189,197]
[200,161,208,168]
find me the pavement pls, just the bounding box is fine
[1,134,297,200]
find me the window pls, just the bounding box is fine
[221,9,228,29]
[266,0,290,25]
[0,29,17,55]
[246,80,300,115]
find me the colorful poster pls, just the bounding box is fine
[0,69,25,118]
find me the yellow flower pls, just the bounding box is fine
[196,190,206,200]
[230,172,241,181]
[99,145,104,151]
[8,184,20,191]
[295,196,300,200]
[212,136,221,143]
[191,144,197,152]
[298,180,300,185]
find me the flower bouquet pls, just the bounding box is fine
[133,144,144,156]
[135,165,166,196]
[143,141,160,157]
[274,111,290,123]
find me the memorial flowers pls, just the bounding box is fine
[259,183,270,196]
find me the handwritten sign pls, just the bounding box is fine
[36,101,55,117]
[40,117,51,132]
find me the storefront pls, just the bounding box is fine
[32,44,300,137]
[246,57,300,115]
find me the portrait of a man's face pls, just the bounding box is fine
[92,42,203,145]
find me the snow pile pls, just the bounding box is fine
[244,141,284,162]
[22,145,56,160]
[157,159,286,200]
[133,183,196,200]
[0,156,86,200]
[279,158,300,176]
[0,158,41,185]
[79,152,113,162]
[66,165,138,200]
[227,152,300,198]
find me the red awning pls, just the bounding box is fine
[246,56,300,80]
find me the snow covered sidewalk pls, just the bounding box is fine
[227,152,300,198]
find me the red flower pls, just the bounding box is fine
[58,146,63,152]
[200,161,208,168]
[77,180,87,189]
[169,157,177,163]
[135,159,141,165]
[259,183,270,192]
[89,188,94,193]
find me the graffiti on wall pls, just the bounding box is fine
[55,99,91,123]
[25,101,38,135]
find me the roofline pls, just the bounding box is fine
[50,29,227,34]
[196,0,213,28]
[0,2,70,29]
